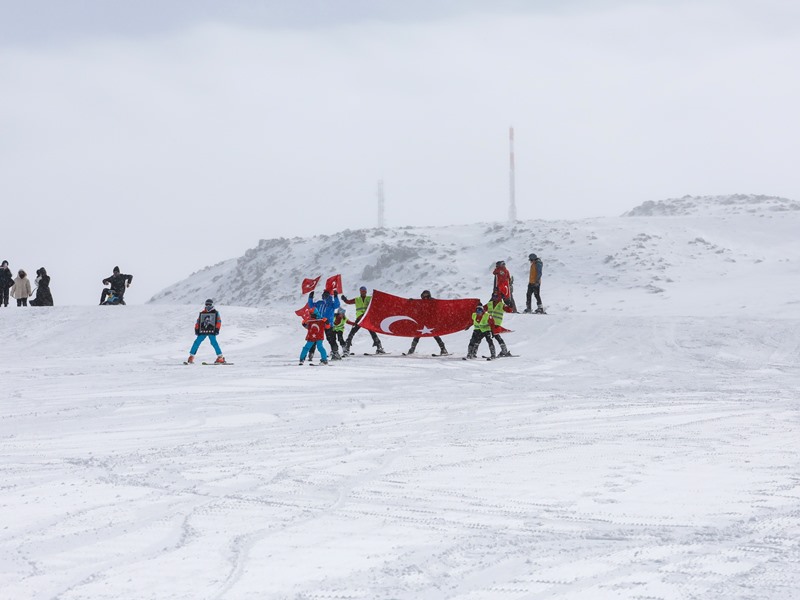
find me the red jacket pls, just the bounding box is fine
[303,317,330,341]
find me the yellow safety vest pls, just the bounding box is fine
[355,295,371,318]
[486,300,506,326]
[472,312,491,332]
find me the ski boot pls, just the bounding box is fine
[298,360,304,366]
[376,346,387,355]
[342,343,351,356]
[523,307,532,314]
[320,359,329,365]
[186,355,195,364]
[534,306,545,314]
[214,355,226,364]
[405,348,414,355]
[331,351,342,361]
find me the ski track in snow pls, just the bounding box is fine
[1,306,799,600]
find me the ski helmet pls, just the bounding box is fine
[476,306,484,313]
[421,290,431,299]
[529,253,538,261]
[205,298,214,308]
[496,260,505,267]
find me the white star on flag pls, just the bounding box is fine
[417,325,435,335]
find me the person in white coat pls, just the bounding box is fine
[11,269,32,307]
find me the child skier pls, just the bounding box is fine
[466,305,496,360]
[333,307,348,355]
[186,299,226,364]
[300,309,330,365]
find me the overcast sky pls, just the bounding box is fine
[1,0,798,305]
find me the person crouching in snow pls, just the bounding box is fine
[466,305,496,360]
[186,299,226,364]
[300,309,330,365]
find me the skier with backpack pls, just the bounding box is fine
[185,299,226,364]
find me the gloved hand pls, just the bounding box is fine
[341,294,348,302]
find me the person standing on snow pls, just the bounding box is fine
[299,308,330,365]
[332,307,349,354]
[485,291,513,357]
[341,285,385,355]
[100,266,133,305]
[406,290,449,356]
[186,299,226,364]
[492,260,514,306]
[524,253,545,314]
[466,304,496,360]
[0,260,13,307]
[10,269,32,307]
[307,288,342,359]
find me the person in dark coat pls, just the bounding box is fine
[100,266,133,305]
[0,260,13,307]
[30,267,54,306]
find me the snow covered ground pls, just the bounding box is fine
[2,301,799,599]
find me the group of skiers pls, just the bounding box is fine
[290,252,545,365]
[0,261,53,307]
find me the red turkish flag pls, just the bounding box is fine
[295,305,313,319]
[301,276,321,294]
[325,274,343,294]
[358,290,480,338]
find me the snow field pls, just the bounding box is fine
[1,305,799,599]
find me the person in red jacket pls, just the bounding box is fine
[186,299,226,364]
[300,309,330,365]
[492,260,518,312]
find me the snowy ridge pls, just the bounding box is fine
[150,194,800,317]
[622,193,800,216]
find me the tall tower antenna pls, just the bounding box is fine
[508,126,517,222]
[377,179,386,229]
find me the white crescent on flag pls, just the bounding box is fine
[379,315,418,334]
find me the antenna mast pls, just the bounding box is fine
[508,126,517,222]
[377,179,385,228]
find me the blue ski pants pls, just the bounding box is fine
[190,334,222,356]
[300,340,328,362]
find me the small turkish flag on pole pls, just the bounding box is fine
[325,274,343,294]
[301,276,321,294]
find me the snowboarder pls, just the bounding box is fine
[307,289,341,359]
[342,286,385,355]
[485,291,513,357]
[299,308,330,365]
[406,290,449,356]
[100,266,133,306]
[0,260,13,307]
[466,305,496,360]
[29,267,53,306]
[10,269,32,307]
[524,253,545,314]
[186,299,226,364]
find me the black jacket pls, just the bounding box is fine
[103,272,133,295]
[0,267,13,290]
[31,271,54,306]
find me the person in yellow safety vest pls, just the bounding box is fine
[341,286,385,355]
[466,305,496,360]
[484,291,513,357]
[332,307,349,351]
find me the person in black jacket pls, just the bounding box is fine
[30,267,54,306]
[100,266,133,305]
[0,260,13,307]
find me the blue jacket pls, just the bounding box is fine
[308,292,340,327]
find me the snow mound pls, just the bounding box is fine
[622,194,800,217]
